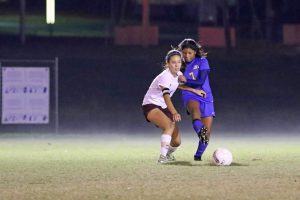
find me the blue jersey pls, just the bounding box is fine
[182,57,214,103]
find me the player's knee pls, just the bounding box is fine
[191,111,201,119]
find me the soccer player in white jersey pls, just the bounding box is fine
[142,49,206,163]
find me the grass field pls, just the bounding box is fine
[0,133,299,200]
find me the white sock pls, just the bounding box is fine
[160,134,171,156]
[167,146,177,155]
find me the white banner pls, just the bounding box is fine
[1,67,50,124]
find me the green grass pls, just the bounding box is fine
[0,133,299,200]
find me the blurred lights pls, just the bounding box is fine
[46,0,55,24]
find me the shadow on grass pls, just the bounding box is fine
[167,161,249,167]
[203,162,249,167]
[166,161,196,166]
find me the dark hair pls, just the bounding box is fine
[177,38,207,58]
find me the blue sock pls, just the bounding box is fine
[192,119,202,134]
[192,119,208,157]
[195,142,208,158]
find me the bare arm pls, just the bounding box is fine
[178,85,206,98]
[160,86,181,122]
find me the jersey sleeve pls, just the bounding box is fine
[199,58,210,70]
[185,69,209,87]
[177,71,183,76]
[157,72,170,89]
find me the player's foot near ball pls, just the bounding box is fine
[157,154,168,164]
[194,155,202,161]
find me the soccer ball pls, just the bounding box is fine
[212,148,233,166]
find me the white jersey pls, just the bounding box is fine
[142,69,182,109]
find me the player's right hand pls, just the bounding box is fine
[173,113,181,122]
[194,89,206,97]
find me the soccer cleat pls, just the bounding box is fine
[157,154,168,164]
[197,126,209,144]
[194,155,202,161]
[166,153,176,161]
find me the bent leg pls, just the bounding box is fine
[170,125,181,147]
[167,125,181,161]
[187,100,201,120]
[186,101,210,161]
[146,108,174,160]
[187,100,204,134]
[147,108,174,135]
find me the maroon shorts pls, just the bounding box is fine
[142,104,173,122]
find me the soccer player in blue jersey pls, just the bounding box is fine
[177,38,215,161]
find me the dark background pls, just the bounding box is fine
[0,0,299,135]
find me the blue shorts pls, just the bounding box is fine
[182,95,215,118]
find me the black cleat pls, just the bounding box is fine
[194,155,202,161]
[197,126,209,144]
